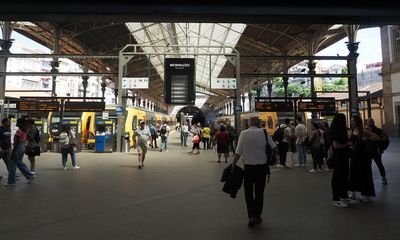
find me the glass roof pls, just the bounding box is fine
[125,23,246,87]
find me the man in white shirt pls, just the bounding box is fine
[295,116,307,167]
[134,121,151,169]
[231,117,277,228]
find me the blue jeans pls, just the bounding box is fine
[61,146,77,167]
[183,132,189,146]
[160,135,168,150]
[8,144,34,184]
[297,144,307,165]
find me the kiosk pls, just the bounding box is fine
[95,119,115,152]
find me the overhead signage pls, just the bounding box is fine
[164,58,196,105]
[17,100,60,112]
[116,106,124,115]
[121,77,149,89]
[210,78,237,89]
[64,101,105,112]
[297,101,336,112]
[102,111,109,120]
[255,101,294,112]
[234,105,242,112]
[3,103,17,109]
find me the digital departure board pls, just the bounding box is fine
[255,101,294,112]
[297,101,336,112]
[64,101,105,112]
[17,100,60,112]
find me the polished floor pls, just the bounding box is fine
[1,132,399,240]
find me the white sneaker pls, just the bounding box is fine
[341,198,358,204]
[317,169,323,173]
[309,169,317,173]
[294,164,300,167]
[63,167,67,171]
[27,175,36,184]
[331,201,349,208]
[73,165,80,170]
[30,171,37,175]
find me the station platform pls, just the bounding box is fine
[0,131,399,240]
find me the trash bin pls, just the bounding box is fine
[95,135,106,153]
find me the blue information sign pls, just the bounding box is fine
[116,106,124,115]
[234,105,242,112]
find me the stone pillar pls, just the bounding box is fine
[242,94,246,112]
[101,75,107,99]
[113,88,118,104]
[267,78,273,99]
[143,99,147,109]
[0,21,13,119]
[147,100,150,110]
[345,25,360,117]
[248,91,252,111]
[81,76,89,99]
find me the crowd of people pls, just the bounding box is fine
[0,117,81,186]
[269,114,389,208]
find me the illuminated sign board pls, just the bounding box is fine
[17,100,60,112]
[64,102,105,112]
[164,58,196,105]
[297,101,336,112]
[255,101,294,112]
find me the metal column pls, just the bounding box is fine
[234,55,241,133]
[308,33,317,119]
[0,21,13,120]
[51,27,60,97]
[345,25,360,117]
[82,58,89,100]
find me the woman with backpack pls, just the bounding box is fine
[308,122,324,173]
[213,125,230,163]
[59,124,80,170]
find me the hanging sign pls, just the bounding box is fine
[122,77,149,89]
[210,78,237,89]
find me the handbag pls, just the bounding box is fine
[192,134,200,143]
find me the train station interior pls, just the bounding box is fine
[1,1,400,240]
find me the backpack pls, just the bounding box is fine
[379,129,390,152]
[263,129,277,166]
[160,125,167,135]
[273,126,286,143]
[217,132,227,145]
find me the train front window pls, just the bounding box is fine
[86,116,91,131]
[267,117,273,129]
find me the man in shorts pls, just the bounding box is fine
[134,121,151,169]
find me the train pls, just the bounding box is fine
[214,111,310,135]
[46,105,175,150]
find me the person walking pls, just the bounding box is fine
[0,118,12,181]
[182,122,189,146]
[348,115,379,202]
[330,113,353,208]
[294,116,307,167]
[159,122,170,152]
[59,124,80,170]
[226,124,236,156]
[7,118,36,185]
[134,121,151,169]
[149,124,158,148]
[273,118,292,168]
[366,118,389,185]
[231,117,277,227]
[213,125,230,163]
[25,118,41,174]
[320,121,333,171]
[202,124,211,150]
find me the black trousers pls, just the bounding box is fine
[278,142,289,165]
[244,164,268,219]
[331,156,349,201]
[372,153,386,177]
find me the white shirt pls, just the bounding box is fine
[295,123,307,144]
[182,125,189,133]
[135,128,150,147]
[235,127,276,165]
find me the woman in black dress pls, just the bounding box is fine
[330,113,352,207]
[349,115,379,202]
